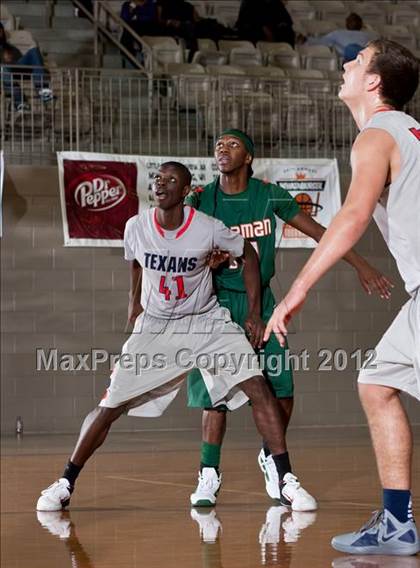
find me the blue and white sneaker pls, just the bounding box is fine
[331,509,419,556]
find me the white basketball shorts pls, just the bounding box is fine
[99,305,263,417]
[358,289,420,401]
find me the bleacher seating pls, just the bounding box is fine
[229,46,263,66]
[300,20,339,37]
[388,7,420,27]
[142,36,185,72]
[287,1,317,22]
[380,25,417,50]
[347,3,387,26]
[2,0,419,158]
[311,0,348,22]
[267,49,301,70]
[298,44,338,72]
[1,3,16,31]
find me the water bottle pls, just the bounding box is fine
[16,416,23,436]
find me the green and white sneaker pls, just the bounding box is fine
[258,449,318,511]
[190,468,222,507]
[258,449,281,500]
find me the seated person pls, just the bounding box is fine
[237,0,295,47]
[0,23,53,112]
[299,13,378,61]
[157,0,199,61]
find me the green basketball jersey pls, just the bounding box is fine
[186,177,300,292]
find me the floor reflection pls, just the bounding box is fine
[332,555,420,568]
[37,511,95,568]
[35,504,320,568]
[4,429,418,568]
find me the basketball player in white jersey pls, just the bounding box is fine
[36,161,296,512]
[265,40,419,556]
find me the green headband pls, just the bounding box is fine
[217,129,255,156]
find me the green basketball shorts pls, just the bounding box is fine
[187,287,294,408]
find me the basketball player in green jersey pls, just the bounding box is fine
[187,129,393,509]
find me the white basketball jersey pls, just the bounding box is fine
[124,207,244,319]
[362,111,420,295]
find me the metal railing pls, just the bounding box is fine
[72,0,152,73]
[1,65,419,164]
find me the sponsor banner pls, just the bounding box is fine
[58,152,144,246]
[0,150,3,237]
[58,153,340,248]
[253,158,341,248]
[140,156,341,249]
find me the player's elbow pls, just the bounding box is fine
[341,203,372,234]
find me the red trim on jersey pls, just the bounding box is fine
[374,106,394,114]
[153,209,165,237]
[153,207,196,239]
[409,127,420,141]
[175,207,195,239]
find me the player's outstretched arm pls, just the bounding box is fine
[264,128,394,344]
[128,259,143,325]
[287,210,394,299]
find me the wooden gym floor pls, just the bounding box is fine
[1,427,419,568]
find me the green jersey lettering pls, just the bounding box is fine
[185,177,300,292]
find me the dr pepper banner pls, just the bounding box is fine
[57,152,145,246]
[58,152,340,248]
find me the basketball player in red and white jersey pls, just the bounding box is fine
[36,161,298,512]
[265,40,420,556]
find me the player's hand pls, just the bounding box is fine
[244,312,266,349]
[128,299,143,325]
[264,287,307,346]
[356,262,394,299]
[206,248,230,269]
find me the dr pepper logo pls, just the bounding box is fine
[74,175,127,211]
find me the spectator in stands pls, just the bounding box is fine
[120,0,159,67]
[157,0,199,62]
[236,0,295,47]
[299,13,378,62]
[0,22,53,113]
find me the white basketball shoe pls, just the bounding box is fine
[190,468,222,507]
[257,449,317,511]
[36,478,72,511]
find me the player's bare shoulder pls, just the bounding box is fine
[354,127,395,150]
[351,128,395,170]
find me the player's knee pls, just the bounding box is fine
[358,383,398,408]
[241,375,272,402]
[94,405,126,425]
